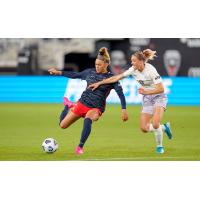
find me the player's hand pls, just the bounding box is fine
[88,82,101,91]
[121,109,128,122]
[138,87,148,95]
[48,68,62,75]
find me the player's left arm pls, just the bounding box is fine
[113,82,128,122]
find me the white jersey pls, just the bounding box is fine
[123,63,162,90]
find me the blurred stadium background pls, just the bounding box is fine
[1,38,200,104]
[1,38,200,76]
[0,38,200,160]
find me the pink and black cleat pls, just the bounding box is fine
[75,146,84,155]
[63,97,75,108]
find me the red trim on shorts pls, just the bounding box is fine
[71,101,102,118]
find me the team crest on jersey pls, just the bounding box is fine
[138,80,144,86]
[163,50,182,76]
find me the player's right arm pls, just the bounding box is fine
[88,67,134,90]
[48,67,90,79]
[48,68,62,75]
[88,73,124,91]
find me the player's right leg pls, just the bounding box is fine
[140,95,154,133]
[140,113,153,133]
[63,97,75,107]
[60,111,81,129]
[59,97,75,124]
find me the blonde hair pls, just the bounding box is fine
[134,49,157,62]
[97,47,111,64]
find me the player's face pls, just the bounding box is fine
[95,59,108,73]
[131,55,144,71]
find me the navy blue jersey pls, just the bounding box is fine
[62,68,126,113]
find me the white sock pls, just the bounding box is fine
[149,124,163,147]
[149,124,166,132]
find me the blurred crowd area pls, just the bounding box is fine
[0,38,200,76]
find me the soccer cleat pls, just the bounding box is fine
[156,146,164,154]
[63,97,75,108]
[163,122,172,139]
[75,146,84,155]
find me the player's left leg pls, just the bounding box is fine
[75,109,101,154]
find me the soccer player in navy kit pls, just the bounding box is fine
[48,47,128,154]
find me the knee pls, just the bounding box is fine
[60,122,68,129]
[85,111,99,122]
[140,126,148,133]
[91,116,99,121]
[85,116,98,122]
[152,122,160,129]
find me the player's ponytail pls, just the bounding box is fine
[134,49,157,63]
[142,49,157,62]
[97,47,111,64]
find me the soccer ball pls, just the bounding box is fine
[42,138,58,153]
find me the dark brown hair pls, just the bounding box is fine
[97,47,111,64]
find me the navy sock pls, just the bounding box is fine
[59,105,69,124]
[79,118,92,148]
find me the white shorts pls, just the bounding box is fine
[142,93,167,115]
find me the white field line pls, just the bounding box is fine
[74,156,180,161]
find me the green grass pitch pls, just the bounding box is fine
[0,103,200,161]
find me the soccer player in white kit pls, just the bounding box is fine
[89,49,172,154]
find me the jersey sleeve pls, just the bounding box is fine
[149,66,162,84]
[61,68,91,80]
[113,82,126,109]
[123,67,134,77]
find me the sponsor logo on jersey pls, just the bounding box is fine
[155,76,161,80]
